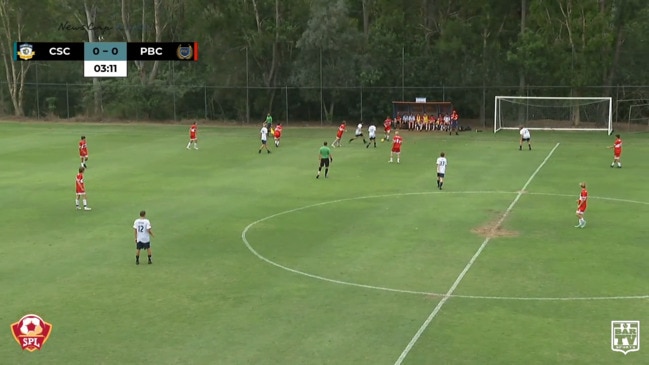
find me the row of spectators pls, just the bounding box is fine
[387,110,460,132]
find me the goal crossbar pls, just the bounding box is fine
[494,96,613,135]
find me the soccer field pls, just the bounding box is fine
[0,122,647,365]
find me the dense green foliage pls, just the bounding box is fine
[1,0,649,123]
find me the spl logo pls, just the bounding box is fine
[611,320,640,355]
[10,314,53,352]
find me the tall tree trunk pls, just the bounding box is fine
[361,0,371,42]
[0,1,30,117]
[79,0,102,117]
[121,0,145,82]
[603,0,624,98]
[265,0,280,113]
[147,0,162,84]
[517,0,526,122]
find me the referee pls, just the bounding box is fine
[316,141,333,179]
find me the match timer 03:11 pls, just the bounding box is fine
[83,42,127,77]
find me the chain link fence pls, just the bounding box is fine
[2,81,649,129]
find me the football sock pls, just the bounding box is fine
[267,150,271,154]
[519,145,522,150]
[194,143,198,149]
[75,199,80,207]
[437,180,440,187]
[611,162,615,167]
[349,138,354,143]
[363,139,367,144]
[136,255,139,264]
[186,142,191,148]
[440,182,444,189]
[258,149,261,154]
[529,145,532,150]
[83,199,87,207]
[325,168,328,177]
[148,255,152,263]
[617,162,622,167]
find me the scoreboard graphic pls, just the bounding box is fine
[14,42,198,78]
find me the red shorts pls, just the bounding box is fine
[76,189,86,194]
[80,151,88,157]
[190,134,197,140]
[614,150,621,158]
[391,147,400,153]
[274,132,281,138]
[576,207,586,214]
[385,127,391,132]
[336,132,343,139]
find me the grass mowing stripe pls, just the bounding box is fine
[393,142,561,365]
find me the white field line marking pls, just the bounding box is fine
[241,191,513,296]
[242,189,649,301]
[393,142,561,365]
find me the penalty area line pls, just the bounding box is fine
[393,142,561,365]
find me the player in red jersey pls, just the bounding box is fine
[186,122,198,150]
[273,123,283,147]
[79,136,88,168]
[389,131,403,163]
[75,167,91,211]
[384,116,392,141]
[575,182,587,228]
[332,121,346,147]
[607,134,622,168]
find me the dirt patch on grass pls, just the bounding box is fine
[471,219,519,239]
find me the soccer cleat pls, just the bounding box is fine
[136,261,140,265]
[84,207,92,211]
[148,260,152,264]
[316,174,319,179]
[76,206,81,210]
[574,224,581,228]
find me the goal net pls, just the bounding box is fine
[494,96,613,134]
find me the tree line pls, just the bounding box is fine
[0,0,648,124]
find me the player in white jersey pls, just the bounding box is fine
[366,124,377,148]
[133,210,154,265]
[348,123,367,145]
[436,152,448,190]
[519,126,532,150]
[258,124,271,154]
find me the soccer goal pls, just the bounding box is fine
[494,96,613,134]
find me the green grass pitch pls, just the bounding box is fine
[0,122,647,365]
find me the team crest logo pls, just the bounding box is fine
[176,45,193,60]
[611,320,640,355]
[17,43,35,60]
[10,314,53,352]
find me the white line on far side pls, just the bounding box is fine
[393,142,561,365]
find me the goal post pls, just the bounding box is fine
[494,96,613,135]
